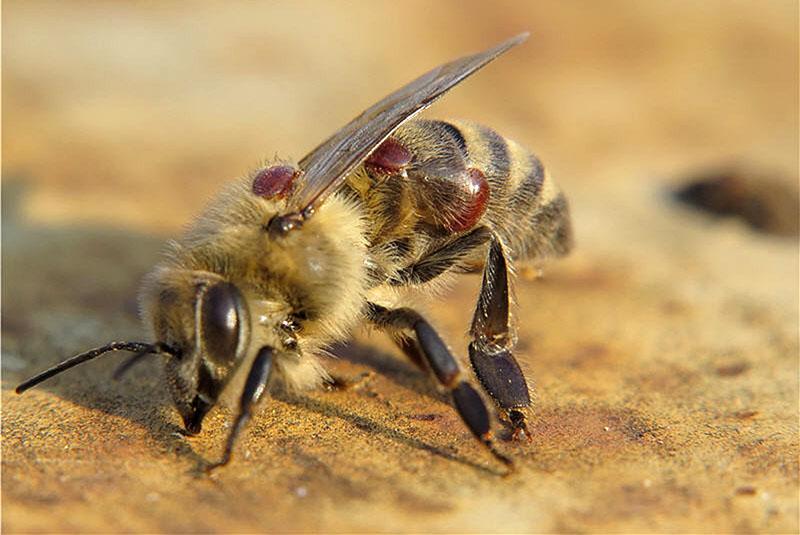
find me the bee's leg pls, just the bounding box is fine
[324,371,374,391]
[389,226,490,285]
[469,236,532,441]
[206,346,274,472]
[366,303,512,469]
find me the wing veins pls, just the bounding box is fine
[288,33,530,214]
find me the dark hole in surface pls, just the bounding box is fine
[673,167,799,237]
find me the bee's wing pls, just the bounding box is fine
[288,33,529,214]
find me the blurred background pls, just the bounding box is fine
[3,1,798,532]
[4,1,796,231]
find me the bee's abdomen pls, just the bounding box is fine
[353,119,572,284]
[440,120,572,261]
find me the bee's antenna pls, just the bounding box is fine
[15,341,174,394]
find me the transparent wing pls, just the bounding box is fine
[288,33,529,214]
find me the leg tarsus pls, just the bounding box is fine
[469,236,534,441]
[205,412,250,473]
[508,409,531,442]
[206,346,273,472]
[367,303,511,469]
[452,380,514,468]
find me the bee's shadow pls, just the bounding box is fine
[276,390,506,476]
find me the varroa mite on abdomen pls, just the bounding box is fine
[350,119,571,286]
[16,33,572,472]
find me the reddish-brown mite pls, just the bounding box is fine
[252,165,298,199]
[446,167,490,232]
[365,137,412,173]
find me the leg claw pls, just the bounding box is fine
[509,410,532,442]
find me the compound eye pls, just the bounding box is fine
[200,282,244,364]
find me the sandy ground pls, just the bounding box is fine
[2,1,798,532]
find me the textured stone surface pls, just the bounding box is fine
[3,1,798,532]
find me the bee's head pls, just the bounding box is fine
[141,269,251,435]
[14,268,254,440]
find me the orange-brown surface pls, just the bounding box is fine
[2,1,798,532]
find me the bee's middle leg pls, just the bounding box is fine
[366,303,512,468]
[469,236,533,441]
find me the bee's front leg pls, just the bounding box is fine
[206,346,274,472]
[469,236,533,441]
[366,303,512,470]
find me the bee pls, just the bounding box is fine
[16,33,572,471]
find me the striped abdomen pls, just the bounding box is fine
[440,119,572,261]
[347,119,572,283]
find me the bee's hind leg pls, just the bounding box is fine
[469,236,533,441]
[366,303,513,470]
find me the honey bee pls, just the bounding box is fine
[16,33,572,470]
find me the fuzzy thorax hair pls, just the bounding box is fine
[139,173,369,396]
